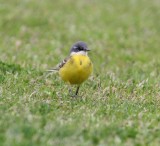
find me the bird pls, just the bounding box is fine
[48,41,93,96]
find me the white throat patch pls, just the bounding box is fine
[70,51,87,56]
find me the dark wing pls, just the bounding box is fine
[47,56,70,72]
[57,57,70,69]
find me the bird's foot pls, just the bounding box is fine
[68,92,81,98]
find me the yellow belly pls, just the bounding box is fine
[59,55,93,84]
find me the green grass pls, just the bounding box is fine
[0,0,160,145]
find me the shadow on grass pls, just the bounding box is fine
[0,61,22,74]
[0,61,22,83]
[0,61,45,84]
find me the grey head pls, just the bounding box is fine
[70,41,90,55]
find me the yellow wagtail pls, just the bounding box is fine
[49,41,93,96]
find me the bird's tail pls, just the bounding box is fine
[46,68,59,72]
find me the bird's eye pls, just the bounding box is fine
[78,47,84,51]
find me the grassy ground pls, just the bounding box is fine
[0,0,160,145]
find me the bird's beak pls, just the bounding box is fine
[86,48,91,51]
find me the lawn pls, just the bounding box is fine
[0,0,160,146]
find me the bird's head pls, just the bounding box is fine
[70,41,90,55]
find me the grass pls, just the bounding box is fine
[0,0,160,145]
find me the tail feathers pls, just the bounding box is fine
[46,57,70,72]
[46,68,59,72]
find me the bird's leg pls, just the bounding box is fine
[68,85,73,95]
[68,85,80,97]
[75,86,80,96]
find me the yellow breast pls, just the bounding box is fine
[59,55,93,84]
